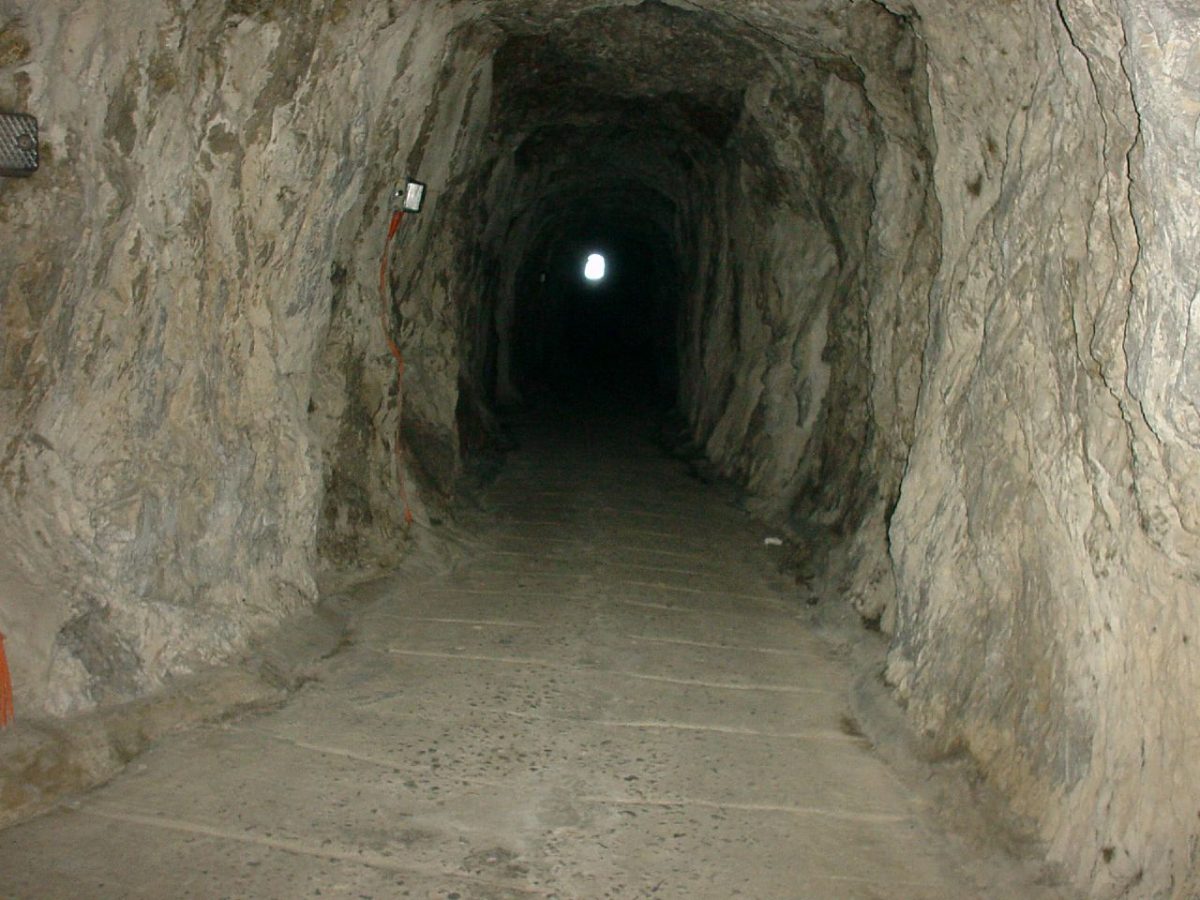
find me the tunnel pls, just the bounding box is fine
[502,180,684,407]
[1,1,1199,896]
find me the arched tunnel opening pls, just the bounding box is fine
[1,1,1199,896]
[509,210,682,408]
[480,20,753,421]
[500,186,681,409]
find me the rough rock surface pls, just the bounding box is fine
[883,2,1200,894]
[1,0,1198,896]
[0,0,478,720]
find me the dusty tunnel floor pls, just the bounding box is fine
[0,404,1071,898]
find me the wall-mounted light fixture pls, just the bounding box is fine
[0,113,38,177]
[392,177,426,214]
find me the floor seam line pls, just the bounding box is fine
[384,648,837,693]
[81,806,553,894]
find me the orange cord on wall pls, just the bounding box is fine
[0,630,13,727]
[380,208,415,526]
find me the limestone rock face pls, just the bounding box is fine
[2,0,1199,895]
[0,0,486,715]
[884,2,1200,893]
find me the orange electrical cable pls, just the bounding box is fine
[379,209,414,526]
[0,630,13,727]
[379,210,406,372]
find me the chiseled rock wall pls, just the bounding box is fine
[674,0,1200,892]
[0,0,485,715]
[680,37,875,526]
[886,0,1200,893]
[678,4,936,627]
[3,0,1199,893]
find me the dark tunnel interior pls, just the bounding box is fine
[509,209,682,408]
[482,8,753,420]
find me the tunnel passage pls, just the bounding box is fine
[507,195,683,406]
[475,18,753,418]
[2,0,1199,895]
[461,1,892,534]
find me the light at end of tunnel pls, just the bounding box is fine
[584,253,606,282]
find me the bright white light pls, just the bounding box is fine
[584,253,606,282]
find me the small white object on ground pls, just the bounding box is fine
[764,537,783,546]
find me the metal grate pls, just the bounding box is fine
[0,113,38,176]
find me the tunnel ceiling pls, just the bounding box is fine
[525,181,677,243]
[484,0,868,142]
[490,4,763,124]
[476,0,895,232]
[487,2,762,232]
[482,0,869,63]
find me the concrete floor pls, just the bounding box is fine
[0,405,1063,898]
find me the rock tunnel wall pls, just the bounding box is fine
[678,13,934,549]
[654,3,1200,891]
[887,2,1200,894]
[0,0,492,716]
[1,0,1199,895]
